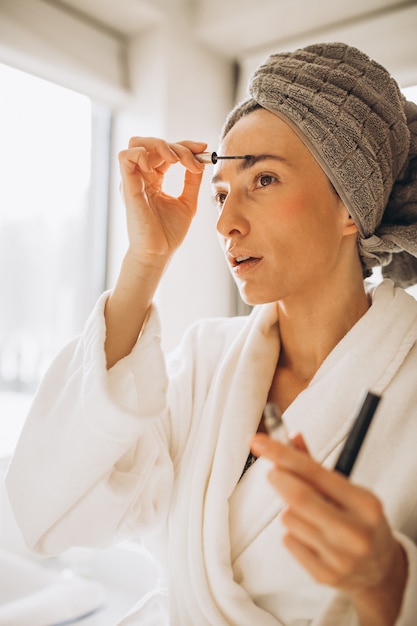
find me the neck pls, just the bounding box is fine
[276,276,370,384]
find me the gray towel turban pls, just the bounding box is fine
[222,42,417,287]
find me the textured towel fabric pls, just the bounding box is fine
[223,43,417,286]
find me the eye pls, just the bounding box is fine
[213,191,227,210]
[254,173,278,189]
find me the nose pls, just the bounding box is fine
[216,194,250,239]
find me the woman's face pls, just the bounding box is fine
[212,108,356,306]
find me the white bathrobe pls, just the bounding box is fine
[6,279,417,625]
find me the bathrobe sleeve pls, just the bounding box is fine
[5,292,188,555]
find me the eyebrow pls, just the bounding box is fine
[211,154,289,184]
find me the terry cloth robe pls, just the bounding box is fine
[6,279,417,625]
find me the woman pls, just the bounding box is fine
[6,43,417,625]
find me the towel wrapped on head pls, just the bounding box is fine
[223,42,417,287]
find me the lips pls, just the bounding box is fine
[235,255,260,265]
[227,250,262,272]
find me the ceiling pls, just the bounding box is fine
[47,0,417,59]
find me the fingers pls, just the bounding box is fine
[251,433,403,602]
[278,477,396,591]
[275,469,372,559]
[289,431,310,453]
[124,137,207,175]
[118,138,208,211]
[176,140,209,173]
[281,533,343,587]
[178,167,205,212]
[251,432,392,586]
[116,137,208,258]
[251,433,381,522]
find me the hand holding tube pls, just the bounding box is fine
[251,392,406,625]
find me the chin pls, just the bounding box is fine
[237,288,277,307]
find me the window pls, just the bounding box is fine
[0,64,110,456]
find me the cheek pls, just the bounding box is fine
[282,188,341,237]
[267,193,342,264]
[272,186,314,217]
[265,192,314,236]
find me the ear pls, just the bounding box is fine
[340,204,359,236]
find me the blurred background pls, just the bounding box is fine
[0,0,416,623]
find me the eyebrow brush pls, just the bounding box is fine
[195,151,254,165]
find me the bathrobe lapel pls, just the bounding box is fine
[167,302,283,625]
[230,281,417,565]
[199,301,284,624]
[282,280,417,465]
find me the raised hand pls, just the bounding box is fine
[118,137,207,266]
[105,137,207,367]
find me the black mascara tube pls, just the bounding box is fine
[334,391,381,477]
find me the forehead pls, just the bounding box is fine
[219,108,302,155]
[212,108,317,184]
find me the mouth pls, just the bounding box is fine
[234,255,259,265]
[228,252,263,273]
